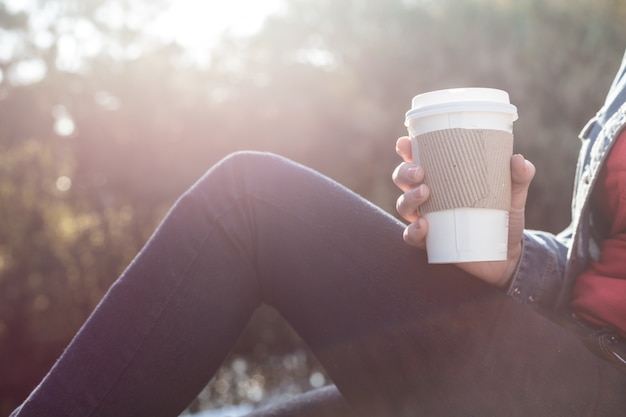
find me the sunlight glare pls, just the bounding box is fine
[150,0,284,62]
[52,105,76,137]
[8,60,47,86]
[55,176,72,192]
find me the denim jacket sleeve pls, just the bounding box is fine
[504,49,626,312]
[506,228,570,310]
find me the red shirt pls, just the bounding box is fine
[571,129,626,337]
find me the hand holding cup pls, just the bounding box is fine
[393,136,535,288]
[394,87,535,287]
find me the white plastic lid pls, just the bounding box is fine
[405,88,518,123]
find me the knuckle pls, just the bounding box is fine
[396,192,419,221]
[392,165,402,185]
[396,195,409,217]
[395,195,403,214]
[404,222,424,247]
[394,163,424,192]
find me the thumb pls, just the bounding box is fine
[507,153,535,255]
[510,154,535,212]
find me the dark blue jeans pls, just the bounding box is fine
[11,152,626,417]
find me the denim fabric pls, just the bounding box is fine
[508,50,626,315]
[11,152,626,417]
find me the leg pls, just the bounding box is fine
[11,152,626,417]
[220,153,626,416]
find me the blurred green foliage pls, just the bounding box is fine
[1,0,625,414]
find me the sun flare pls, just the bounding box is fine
[151,0,284,58]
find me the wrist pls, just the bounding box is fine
[498,239,525,289]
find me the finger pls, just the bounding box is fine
[396,184,429,222]
[403,218,428,249]
[510,154,535,212]
[392,162,424,192]
[395,136,413,163]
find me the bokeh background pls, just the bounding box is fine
[1,0,625,415]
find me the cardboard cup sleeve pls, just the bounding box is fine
[415,128,513,215]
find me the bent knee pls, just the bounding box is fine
[187,151,299,198]
[220,151,290,170]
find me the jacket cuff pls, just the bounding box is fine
[506,231,566,310]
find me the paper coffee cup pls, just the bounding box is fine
[404,88,518,263]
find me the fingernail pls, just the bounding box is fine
[407,166,419,181]
[413,184,423,198]
[524,159,534,171]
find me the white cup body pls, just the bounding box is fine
[423,209,509,263]
[404,88,517,264]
